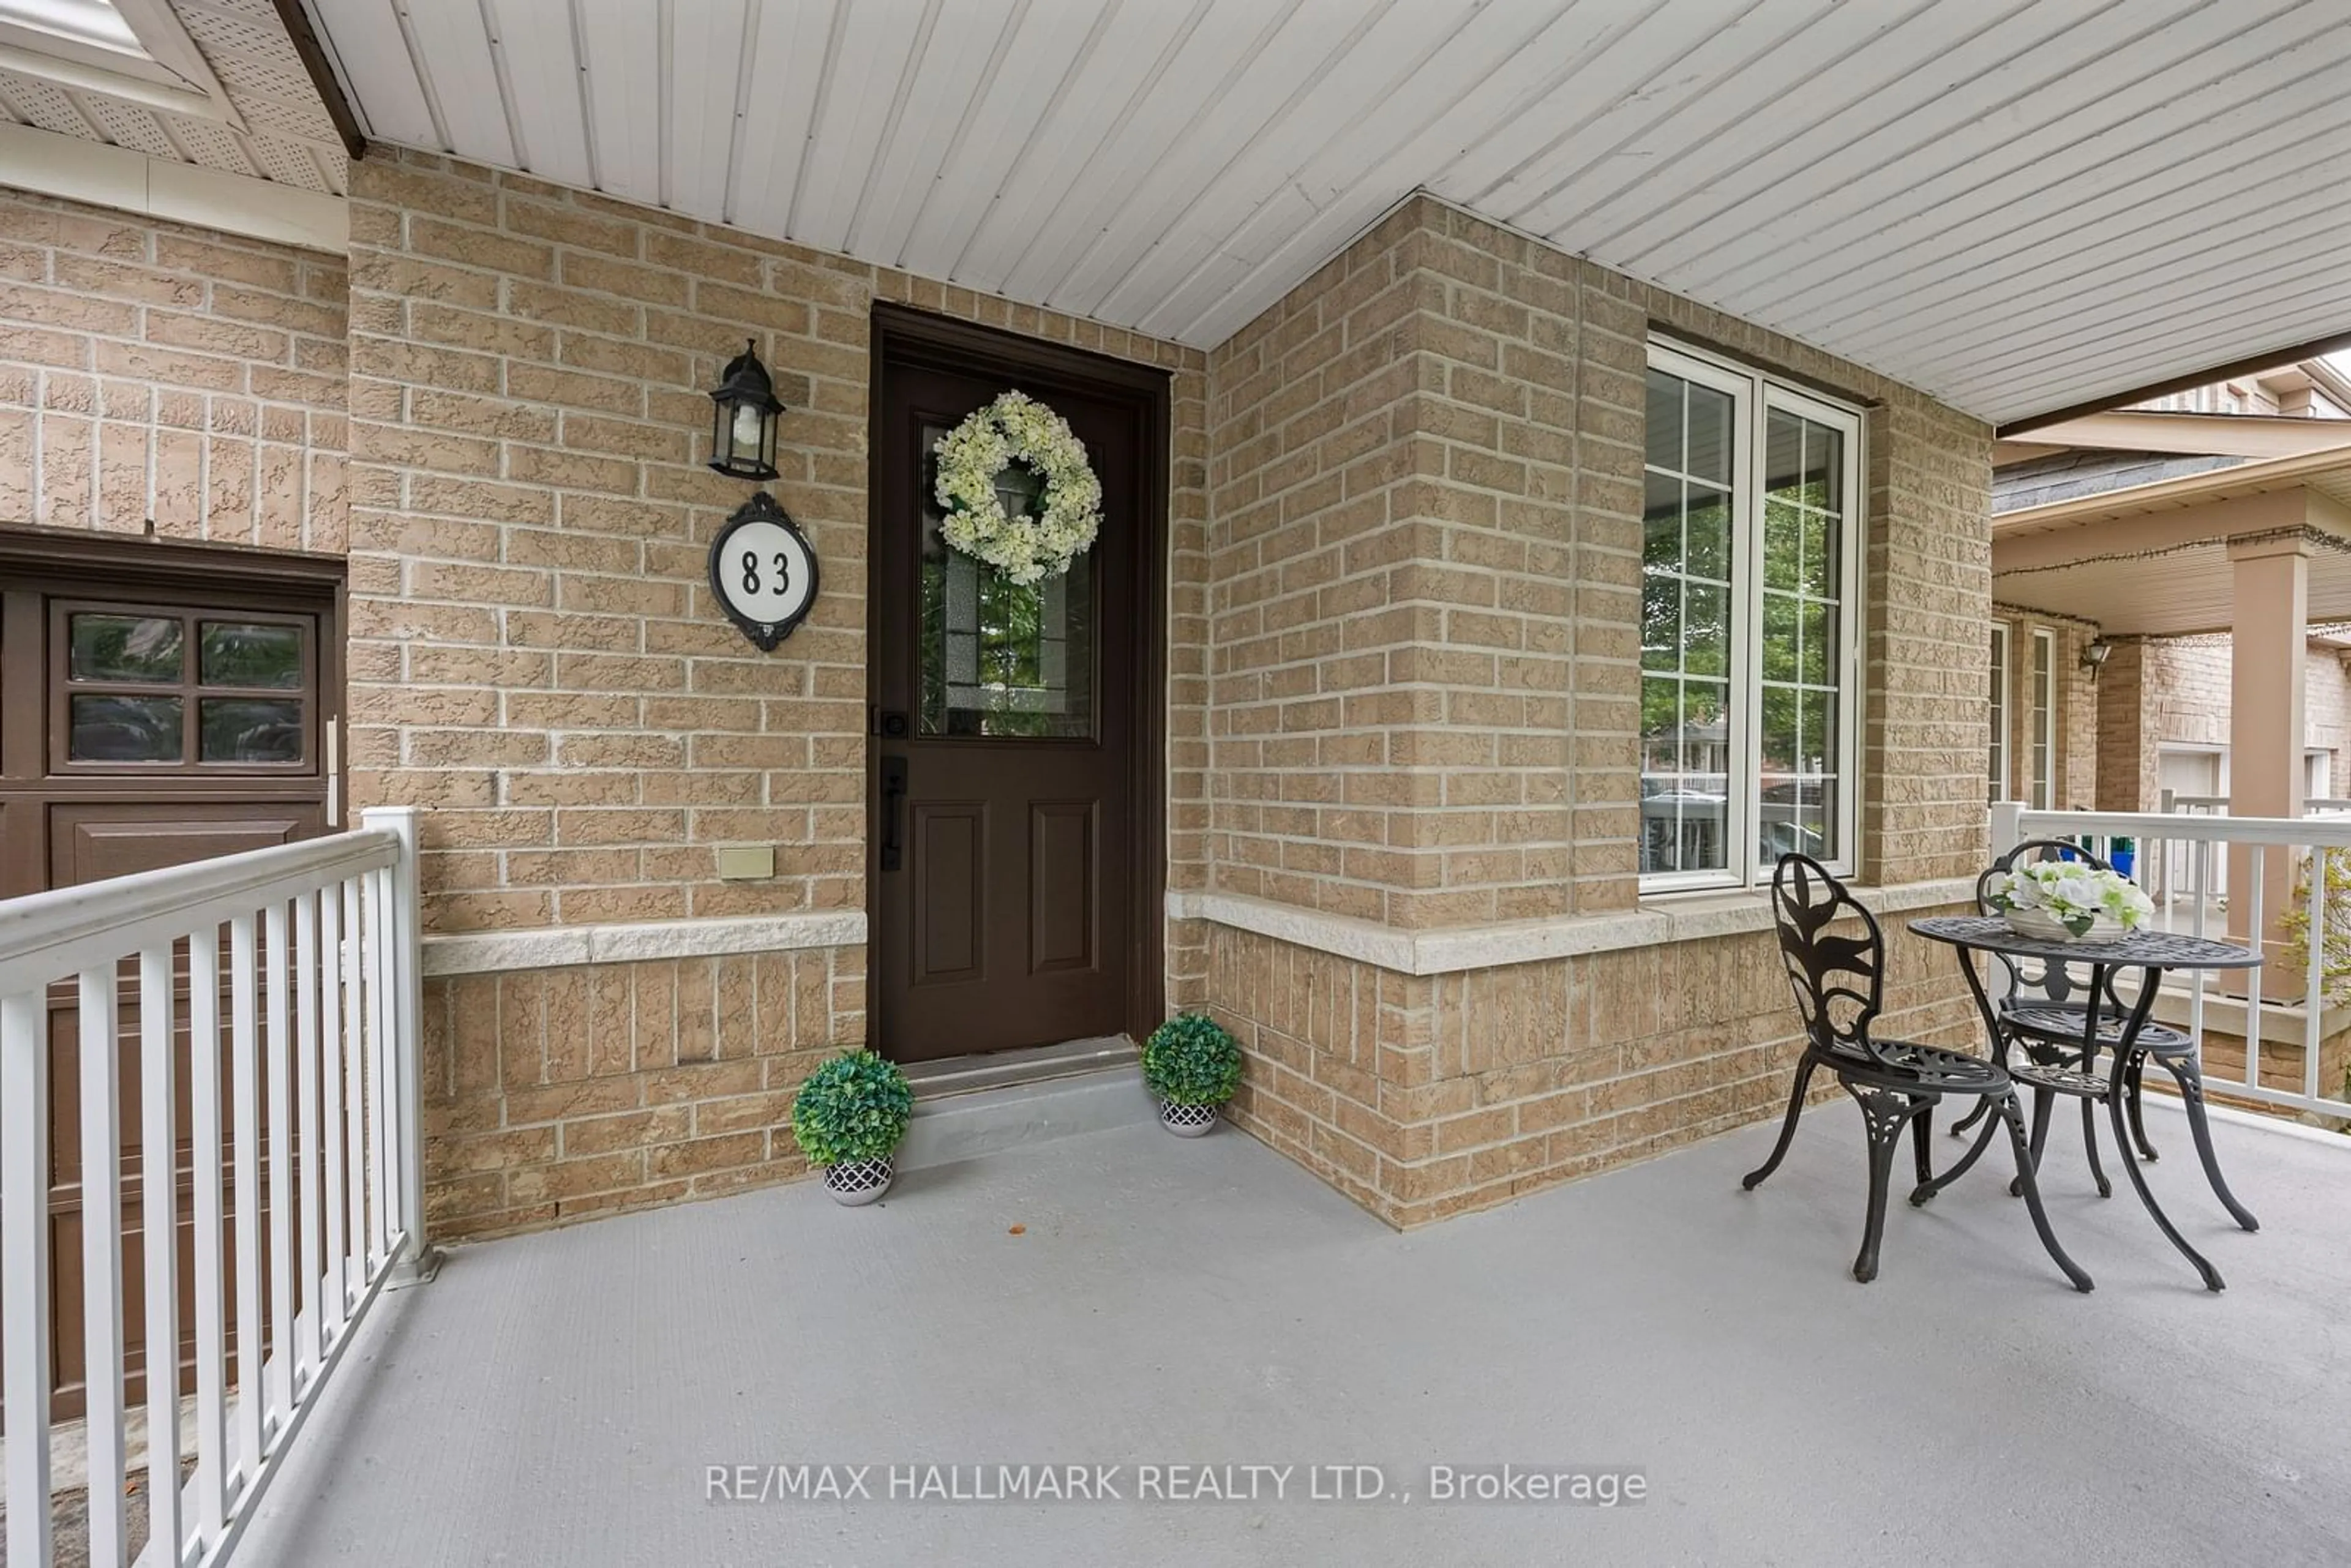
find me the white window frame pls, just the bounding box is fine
[2029,628,2056,811]
[1641,338,1865,895]
[1988,621,2011,803]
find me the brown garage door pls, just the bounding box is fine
[0,527,341,1422]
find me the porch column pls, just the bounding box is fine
[2225,534,2308,973]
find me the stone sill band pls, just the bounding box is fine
[1166,880,1978,976]
[422,909,866,977]
[418,883,1976,980]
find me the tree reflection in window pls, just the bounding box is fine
[200,698,303,762]
[200,622,302,688]
[1757,409,1843,869]
[70,615,183,682]
[61,607,309,767]
[71,694,184,761]
[1640,370,1735,875]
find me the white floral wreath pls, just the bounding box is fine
[932,390,1103,585]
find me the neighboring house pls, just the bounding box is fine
[1990,360,2351,820]
[3,1,2349,1454]
[2096,628,2351,811]
[1985,604,2101,812]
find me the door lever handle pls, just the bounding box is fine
[880,756,908,872]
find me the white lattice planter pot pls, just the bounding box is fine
[1158,1100,1221,1138]
[822,1156,894,1205]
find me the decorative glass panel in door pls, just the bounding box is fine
[917,421,1096,738]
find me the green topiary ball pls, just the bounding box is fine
[790,1049,914,1166]
[1142,1012,1243,1108]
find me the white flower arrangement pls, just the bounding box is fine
[1984,860,2156,940]
[932,390,1103,585]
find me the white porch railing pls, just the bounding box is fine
[2155,794,2351,814]
[1997,801,2351,1122]
[2148,791,2230,902]
[2147,791,2351,902]
[2,807,427,1568]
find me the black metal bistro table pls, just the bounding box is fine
[1910,916,2260,1292]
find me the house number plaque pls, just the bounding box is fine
[709,491,820,651]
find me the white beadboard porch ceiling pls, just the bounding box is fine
[301,0,2351,427]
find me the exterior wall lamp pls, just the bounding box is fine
[2082,637,2113,676]
[708,339,784,481]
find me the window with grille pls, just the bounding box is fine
[1641,339,1864,891]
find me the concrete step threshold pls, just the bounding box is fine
[895,1035,1158,1171]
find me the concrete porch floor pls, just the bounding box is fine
[235,1092,2351,1567]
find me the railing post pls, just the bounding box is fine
[2,989,53,1568]
[78,966,127,1562]
[362,805,437,1287]
[1990,800,2025,859]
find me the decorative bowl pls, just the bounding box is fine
[2001,905,2124,945]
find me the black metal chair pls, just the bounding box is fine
[1743,854,2091,1290]
[1947,839,2169,1191]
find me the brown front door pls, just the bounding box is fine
[870,310,1166,1063]
[0,530,340,1421]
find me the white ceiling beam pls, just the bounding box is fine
[0,119,346,250]
[2000,411,2351,462]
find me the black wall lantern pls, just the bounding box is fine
[708,339,784,481]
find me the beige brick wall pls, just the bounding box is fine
[2060,623,2099,811]
[1395,214,1586,926]
[2096,636,2148,811]
[343,150,1208,1236]
[0,188,347,549]
[1199,197,1993,1228]
[1202,203,1616,929]
[1208,930,1419,1218]
[0,160,1209,1243]
[345,149,1208,937]
[345,153,868,932]
[1217,902,1978,1228]
[2095,628,2351,809]
[1204,205,1439,928]
[1204,197,1996,939]
[419,947,861,1237]
[3,168,2006,1242]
